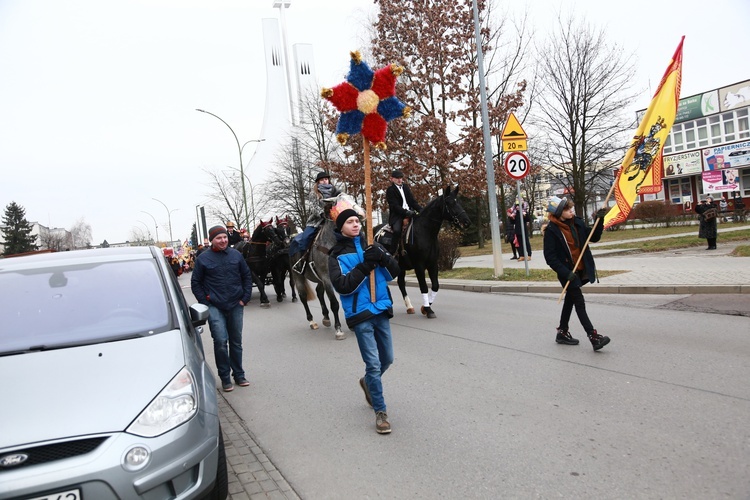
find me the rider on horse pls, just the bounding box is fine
[384,169,423,255]
[290,171,341,273]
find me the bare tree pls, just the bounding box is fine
[69,218,92,249]
[40,229,71,252]
[533,15,637,219]
[128,227,152,246]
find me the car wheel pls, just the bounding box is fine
[206,428,228,500]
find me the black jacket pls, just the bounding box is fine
[543,216,603,287]
[386,183,422,227]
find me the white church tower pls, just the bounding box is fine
[245,2,317,207]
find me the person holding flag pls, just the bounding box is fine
[543,196,610,351]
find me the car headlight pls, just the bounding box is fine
[127,367,197,437]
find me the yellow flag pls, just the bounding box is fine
[604,37,684,228]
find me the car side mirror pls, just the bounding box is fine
[189,303,209,327]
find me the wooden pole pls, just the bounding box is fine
[557,180,618,303]
[363,138,376,301]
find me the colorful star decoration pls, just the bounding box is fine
[321,51,411,149]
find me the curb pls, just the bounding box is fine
[401,279,749,295]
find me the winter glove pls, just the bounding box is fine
[356,260,377,274]
[596,208,608,220]
[404,210,416,218]
[566,271,577,282]
[364,242,389,263]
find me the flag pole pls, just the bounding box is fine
[363,138,376,301]
[557,179,618,303]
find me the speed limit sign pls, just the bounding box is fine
[504,151,530,180]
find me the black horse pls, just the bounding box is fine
[269,216,297,303]
[235,220,280,308]
[376,185,470,319]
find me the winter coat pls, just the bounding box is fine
[191,247,253,311]
[328,233,400,329]
[386,182,422,227]
[543,215,604,287]
[695,201,718,239]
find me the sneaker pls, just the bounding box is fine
[588,330,611,351]
[359,377,373,408]
[375,411,391,434]
[555,328,579,345]
[235,378,250,387]
[222,382,234,392]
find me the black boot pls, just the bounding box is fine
[588,330,610,351]
[555,328,579,345]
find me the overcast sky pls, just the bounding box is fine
[1,0,748,245]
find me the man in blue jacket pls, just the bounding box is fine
[329,208,400,434]
[192,225,253,392]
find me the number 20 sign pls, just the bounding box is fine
[504,151,530,180]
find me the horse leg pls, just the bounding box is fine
[398,270,414,314]
[292,272,318,329]
[414,265,436,319]
[272,265,284,302]
[427,263,440,306]
[288,263,297,302]
[316,282,331,327]
[324,282,345,340]
[251,269,270,307]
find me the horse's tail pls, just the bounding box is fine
[303,278,316,302]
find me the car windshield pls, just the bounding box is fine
[1,259,170,355]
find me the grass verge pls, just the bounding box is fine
[437,267,627,282]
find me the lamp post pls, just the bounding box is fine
[152,198,178,248]
[196,108,264,230]
[141,211,160,245]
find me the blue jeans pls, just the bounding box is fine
[208,304,246,384]
[352,313,394,413]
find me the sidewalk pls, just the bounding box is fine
[406,226,750,295]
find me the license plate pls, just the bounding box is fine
[27,489,81,500]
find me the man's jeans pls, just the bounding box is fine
[353,313,394,413]
[208,304,245,384]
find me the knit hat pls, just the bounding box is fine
[547,196,568,218]
[208,225,228,242]
[335,209,360,231]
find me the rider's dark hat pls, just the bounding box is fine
[391,169,404,178]
[315,171,331,183]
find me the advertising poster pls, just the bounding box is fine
[664,150,702,177]
[720,80,750,112]
[702,141,750,170]
[702,169,740,193]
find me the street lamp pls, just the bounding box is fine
[152,198,178,248]
[141,211,160,245]
[196,108,265,230]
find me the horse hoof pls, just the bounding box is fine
[421,306,436,319]
[407,307,415,314]
[335,330,347,340]
[310,322,319,330]
[323,318,331,327]
[261,302,271,309]
[277,296,283,302]
[292,297,298,302]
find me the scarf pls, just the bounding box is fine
[550,215,582,271]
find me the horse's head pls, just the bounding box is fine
[274,216,292,247]
[442,185,471,229]
[252,219,276,242]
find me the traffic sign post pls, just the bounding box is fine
[504,151,530,180]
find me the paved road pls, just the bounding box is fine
[180,268,750,499]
